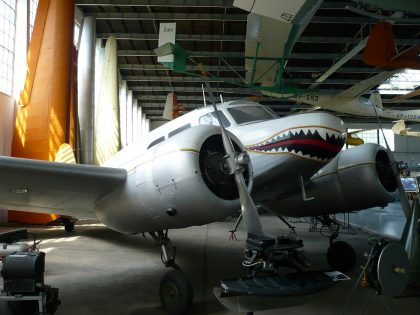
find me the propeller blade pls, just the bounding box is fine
[199,64,265,236]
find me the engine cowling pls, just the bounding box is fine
[95,125,251,233]
[263,143,397,217]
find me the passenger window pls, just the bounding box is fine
[199,111,231,127]
[168,124,191,138]
[147,136,165,149]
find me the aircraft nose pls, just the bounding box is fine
[246,112,346,162]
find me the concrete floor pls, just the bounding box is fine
[0,214,419,315]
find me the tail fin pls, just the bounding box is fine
[392,120,407,135]
[162,93,174,120]
[364,22,420,70]
[363,22,397,68]
[162,92,186,120]
[55,143,76,164]
[368,91,383,110]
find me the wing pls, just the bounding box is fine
[0,156,127,219]
[337,70,399,99]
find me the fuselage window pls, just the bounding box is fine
[168,124,191,138]
[147,136,165,149]
[198,111,231,127]
[227,106,276,124]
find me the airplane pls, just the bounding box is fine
[0,99,401,314]
[290,73,420,122]
[392,120,420,137]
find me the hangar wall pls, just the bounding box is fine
[394,130,420,170]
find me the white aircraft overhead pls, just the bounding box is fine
[234,3,420,123]
[286,71,420,122]
[0,100,399,314]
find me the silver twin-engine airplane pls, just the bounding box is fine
[0,100,398,314]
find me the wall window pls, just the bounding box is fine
[0,0,17,95]
[29,0,39,39]
[348,129,394,151]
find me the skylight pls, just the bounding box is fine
[378,69,420,95]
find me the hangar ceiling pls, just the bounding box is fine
[75,0,420,123]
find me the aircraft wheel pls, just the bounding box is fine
[327,241,356,272]
[64,221,75,233]
[159,270,193,315]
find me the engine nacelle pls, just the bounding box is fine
[263,143,397,217]
[95,125,251,233]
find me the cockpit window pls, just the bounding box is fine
[199,111,231,127]
[227,106,277,124]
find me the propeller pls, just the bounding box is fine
[371,98,411,219]
[199,64,265,237]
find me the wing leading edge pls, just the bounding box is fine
[0,156,127,219]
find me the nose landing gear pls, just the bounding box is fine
[150,230,193,315]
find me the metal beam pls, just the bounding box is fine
[124,76,360,85]
[99,33,420,45]
[98,33,245,42]
[117,50,363,60]
[131,86,259,94]
[95,12,247,21]
[285,67,382,74]
[134,92,340,102]
[117,50,244,58]
[76,0,234,7]
[76,0,347,9]
[123,75,242,83]
[119,64,245,72]
[141,103,310,111]
[310,16,419,25]
[119,64,379,74]
[309,38,368,89]
[87,12,420,25]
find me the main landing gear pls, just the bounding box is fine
[315,215,356,272]
[150,230,193,315]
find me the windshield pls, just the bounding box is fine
[227,106,277,124]
[199,110,231,127]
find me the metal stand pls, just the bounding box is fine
[340,212,357,235]
[0,292,47,314]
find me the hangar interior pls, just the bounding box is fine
[0,0,419,314]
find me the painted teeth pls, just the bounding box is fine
[318,129,327,140]
[246,126,346,162]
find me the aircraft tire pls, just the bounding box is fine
[159,270,193,315]
[327,241,356,272]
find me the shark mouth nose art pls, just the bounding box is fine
[246,126,346,162]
